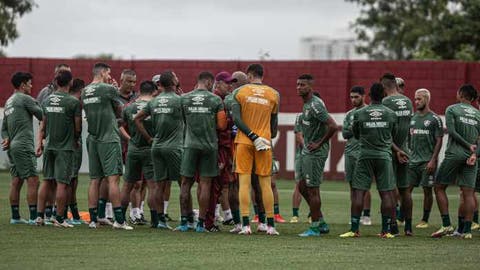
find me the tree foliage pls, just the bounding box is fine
[347,0,480,60]
[0,0,36,47]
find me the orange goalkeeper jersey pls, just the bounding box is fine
[233,83,279,145]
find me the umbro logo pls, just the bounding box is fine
[369,111,382,117]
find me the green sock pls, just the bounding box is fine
[259,212,266,224]
[473,211,479,223]
[292,208,299,217]
[28,205,37,220]
[56,214,64,224]
[45,205,53,218]
[381,215,391,233]
[405,218,412,232]
[441,214,451,227]
[242,216,250,226]
[422,209,431,222]
[97,198,107,219]
[88,207,98,223]
[187,214,194,223]
[253,205,259,215]
[351,215,360,232]
[180,216,188,226]
[362,209,370,217]
[70,203,81,220]
[114,207,124,224]
[274,204,280,215]
[197,218,204,227]
[11,205,20,219]
[457,216,465,233]
[121,206,128,221]
[463,221,472,233]
[267,217,275,227]
[150,210,159,227]
[232,210,241,224]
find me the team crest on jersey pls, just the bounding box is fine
[423,120,431,127]
[304,109,310,117]
[410,120,415,125]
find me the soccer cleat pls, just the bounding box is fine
[471,222,480,230]
[10,218,28,224]
[35,217,44,226]
[431,226,454,238]
[266,226,279,235]
[415,221,429,229]
[195,225,207,233]
[252,215,259,223]
[462,233,472,239]
[98,218,113,226]
[68,219,86,225]
[319,222,330,234]
[174,224,189,232]
[44,218,54,226]
[88,221,97,229]
[290,216,299,223]
[164,214,174,222]
[157,221,172,230]
[238,225,252,235]
[447,230,463,237]
[361,216,372,226]
[299,228,321,237]
[404,230,414,237]
[229,224,242,233]
[222,218,235,226]
[257,223,268,232]
[28,219,36,225]
[113,221,134,230]
[54,220,74,228]
[379,232,395,239]
[274,214,286,223]
[339,231,360,238]
[207,225,221,232]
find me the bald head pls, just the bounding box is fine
[231,71,248,89]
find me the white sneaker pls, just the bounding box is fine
[238,225,252,235]
[35,217,44,226]
[229,224,242,233]
[257,223,268,232]
[98,218,113,226]
[54,220,74,228]
[361,216,372,226]
[113,221,134,230]
[266,226,280,235]
[89,221,97,229]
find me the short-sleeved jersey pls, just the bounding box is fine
[143,91,184,149]
[409,111,444,163]
[233,84,279,146]
[444,103,480,158]
[294,113,303,134]
[1,92,43,150]
[353,103,397,160]
[343,107,363,157]
[382,95,413,149]
[43,92,81,151]
[81,83,120,143]
[301,96,329,156]
[123,99,154,149]
[181,89,223,150]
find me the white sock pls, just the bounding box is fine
[130,208,137,220]
[215,204,221,217]
[164,201,169,214]
[105,202,113,219]
[224,209,233,220]
[140,201,145,214]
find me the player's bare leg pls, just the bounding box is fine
[178,176,195,231]
[290,182,302,223]
[35,180,54,225]
[399,187,413,234]
[271,176,285,223]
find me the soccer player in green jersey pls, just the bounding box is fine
[35,70,81,228]
[290,113,304,223]
[119,80,156,226]
[81,62,132,230]
[297,74,338,237]
[2,72,43,224]
[431,84,480,239]
[177,71,227,232]
[407,89,444,231]
[381,73,414,235]
[340,83,402,238]
[342,86,372,226]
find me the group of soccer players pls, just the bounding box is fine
[2,62,480,238]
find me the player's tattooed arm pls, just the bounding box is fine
[134,110,152,144]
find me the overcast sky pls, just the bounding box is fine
[5,0,361,60]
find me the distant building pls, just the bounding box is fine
[300,36,367,60]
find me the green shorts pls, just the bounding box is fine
[7,147,37,180]
[353,158,395,191]
[344,154,358,183]
[299,153,326,187]
[86,138,123,180]
[71,147,82,179]
[408,162,434,188]
[152,147,181,182]
[180,148,218,178]
[294,152,302,182]
[124,146,154,182]
[437,154,477,189]
[43,149,73,184]
[393,154,409,189]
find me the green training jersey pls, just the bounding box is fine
[42,91,81,151]
[408,111,443,164]
[353,103,397,160]
[143,91,184,149]
[301,96,329,156]
[181,89,223,151]
[444,103,480,158]
[123,99,154,149]
[382,94,413,149]
[342,107,364,158]
[81,83,120,143]
[1,92,43,150]
[294,113,303,155]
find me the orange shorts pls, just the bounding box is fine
[234,143,272,176]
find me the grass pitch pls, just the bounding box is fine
[0,172,479,269]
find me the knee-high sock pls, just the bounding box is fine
[239,174,252,217]
[258,175,274,218]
